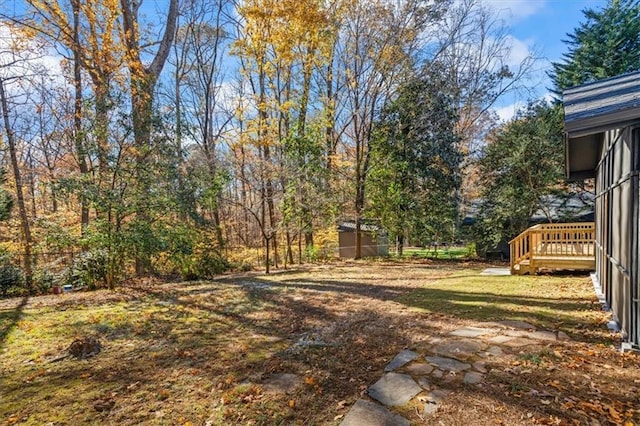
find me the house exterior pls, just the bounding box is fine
[563,70,640,350]
[337,220,389,258]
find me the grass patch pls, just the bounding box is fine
[0,263,635,425]
[398,269,607,342]
[400,245,472,259]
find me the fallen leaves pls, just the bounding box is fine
[2,265,639,425]
[336,399,348,410]
[93,398,115,412]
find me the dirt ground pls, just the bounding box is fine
[1,260,639,425]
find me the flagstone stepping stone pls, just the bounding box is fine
[496,320,535,330]
[463,371,484,384]
[503,330,529,338]
[557,331,570,341]
[426,356,471,372]
[405,362,434,376]
[431,339,486,360]
[472,361,487,373]
[417,377,431,390]
[530,330,557,341]
[485,346,503,356]
[449,327,496,338]
[425,388,451,403]
[367,373,422,407]
[480,268,511,276]
[384,350,418,372]
[340,399,409,426]
[432,369,444,378]
[262,373,301,394]
[501,338,537,348]
[480,267,511,276]
[488,335,515,344]
[423,402,438,416]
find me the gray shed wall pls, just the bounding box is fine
[338,231,388,258]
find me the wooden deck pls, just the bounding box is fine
[509,222,595,275]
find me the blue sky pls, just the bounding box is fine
[2,0,611,122]
[487,0,608,120]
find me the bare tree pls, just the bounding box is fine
[119,0,178,274]
[336,0,434,258]
[431,0,540,229]
[0,27,46,291]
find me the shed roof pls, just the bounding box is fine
[564,70,640,137]
[337,220,385,234]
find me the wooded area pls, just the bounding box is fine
[0,0,638,293]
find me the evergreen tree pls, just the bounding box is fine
[474,102,564,256]
[368,67,461,255]
[550,0,640,93]
[0,169,12,221]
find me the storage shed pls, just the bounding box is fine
[563,70,640,350]
[337,220,389,258]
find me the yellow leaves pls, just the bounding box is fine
[288,399,295,408]
[548,380,566,391]
[607,404,622,423]
[304,376,316,385]
[577,400,605,416]
[236,0,334,71]
[5,415,20,425]
[157,388,170,400]
[24,368,46,383]
[560,396,636,424]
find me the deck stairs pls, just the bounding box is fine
[509,222,595,275]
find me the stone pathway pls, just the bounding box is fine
[340,321,569,425]
[479,267,511,276]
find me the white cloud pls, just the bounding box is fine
[0,23,64,82]
[482,0,547,23]
[505,35,534,67]
[494,101,525,122]
[493,91,556,122]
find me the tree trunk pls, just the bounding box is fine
[286,229,294,266]
[0,78,33,291]
[264,216,270,274]
[72,0,89,233]
[298,47,315,254]
[120,0,178,276]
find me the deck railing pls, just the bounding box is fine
[509,222,595,274]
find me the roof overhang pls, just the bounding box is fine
[564,132,600,180]
[563,71,640,181]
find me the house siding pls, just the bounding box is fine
[595,125,640,347]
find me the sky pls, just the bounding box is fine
[1,0,611,122]
[485,0,608,121]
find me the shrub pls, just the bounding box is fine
[0,257,24,297]
[191,241,229,279]
[156,226,230,280]
[33,268,64,294]
[67,249,118,290]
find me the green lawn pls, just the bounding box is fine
[0,263,626,425]
[398,245,473,259]
[398,269,605,341]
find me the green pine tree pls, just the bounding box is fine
[550,0,640,93]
